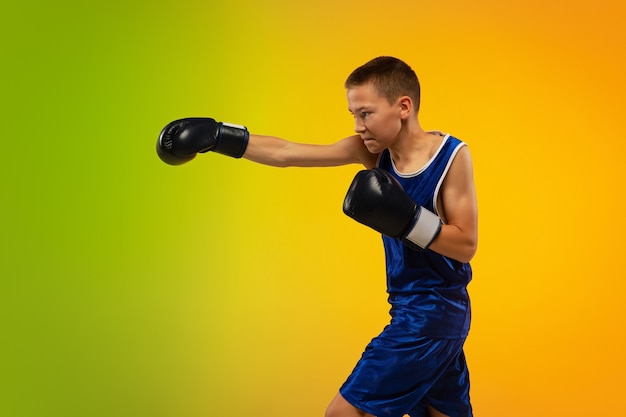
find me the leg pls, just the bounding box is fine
[420,346,472,417]
[325,392,374,417]
[426,404,450,417]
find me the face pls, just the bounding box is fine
[347,82,404,153]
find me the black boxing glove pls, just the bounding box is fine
[156,117,249,165]
[343,168,442,250]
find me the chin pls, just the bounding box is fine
[365,141,383,153]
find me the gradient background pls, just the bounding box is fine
[2,1,625,416]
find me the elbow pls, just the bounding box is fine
[457,246,477,264]
[456,238,478,264]
[430,234,477,264]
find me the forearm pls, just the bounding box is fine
[243,134,372,168]
[428,224,478,264]
[242,134,300,167]
[155,116,373,168]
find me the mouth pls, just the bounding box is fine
[362,137,379,151]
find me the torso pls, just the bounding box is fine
[379,130,450,221]
[376,134,472,338]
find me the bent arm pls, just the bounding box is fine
[428,146,478,263]
[243,134,379,169]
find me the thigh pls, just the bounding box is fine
[417,349,472,417]
[340,324,466,417]
[326,392,375,417]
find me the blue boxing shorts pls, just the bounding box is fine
[339,323,472,417]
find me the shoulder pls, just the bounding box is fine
[435,134,471,170]
[440,143,476,208]
[445,143,474,182]
[334,135,379,168]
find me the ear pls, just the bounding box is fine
[397,96,414,120]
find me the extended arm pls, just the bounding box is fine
[156,117,378,169]
[243,134,377,168]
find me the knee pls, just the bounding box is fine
[324,399,341,417]
[325,393,367,417]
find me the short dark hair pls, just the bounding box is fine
[345,56,421,112]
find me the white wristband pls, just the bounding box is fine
[221,122,247,131]
[404,207,442,249]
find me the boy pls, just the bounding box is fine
[157,56,478,417]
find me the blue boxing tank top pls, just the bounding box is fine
[377,133,472,338]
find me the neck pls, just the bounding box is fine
[388,119,431,163]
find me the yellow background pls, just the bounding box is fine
[2,0,625,416]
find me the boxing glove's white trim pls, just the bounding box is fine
[405,207,442,249]
[221,122,247,131]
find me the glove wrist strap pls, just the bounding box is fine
[404,207,442,249]
[214,122,250,158]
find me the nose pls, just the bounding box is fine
[354,117,366,134]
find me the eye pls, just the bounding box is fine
[361,111,371,118]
